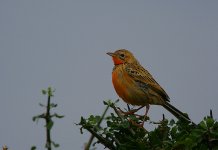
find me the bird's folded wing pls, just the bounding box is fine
[125,63,170,102]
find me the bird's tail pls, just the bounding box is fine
[163,102,194,124]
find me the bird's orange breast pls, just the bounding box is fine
[112,65,148,106]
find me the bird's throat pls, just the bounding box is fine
[112,57,124,65]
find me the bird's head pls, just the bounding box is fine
[107,49,137,65]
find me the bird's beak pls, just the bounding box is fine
[106,52,115,57]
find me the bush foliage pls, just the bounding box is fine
[78,100,218,150]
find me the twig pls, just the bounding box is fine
[162,114,165,120]
[111,105,136,135]
[46,93,51,150]
[85,127,115,150]
[210,109,213,119]
[84,104,110,150]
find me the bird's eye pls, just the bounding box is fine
[120,53,125,58]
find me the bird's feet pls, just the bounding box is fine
[117,107,138,115]
[117,105,145,116]
[116,106,149,129]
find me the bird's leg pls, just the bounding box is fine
[118,105,145,115]
[128,105,145,114]
[145,104,150,116]
[117,105,149,128]
[131,105,150,128]
[141,104,150,126]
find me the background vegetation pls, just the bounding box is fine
[3,88,217,150]
[78,100,218,150]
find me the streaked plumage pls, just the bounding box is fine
[107,49,192,123]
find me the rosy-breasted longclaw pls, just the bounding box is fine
[107,49,192,126]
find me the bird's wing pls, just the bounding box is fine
[125,63,170,101]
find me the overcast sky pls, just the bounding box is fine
[1,1,218,149]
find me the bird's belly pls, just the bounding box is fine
[112,71,148,106]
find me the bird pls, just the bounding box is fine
[107,49,192,125]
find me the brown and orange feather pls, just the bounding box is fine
[107,49,192,124]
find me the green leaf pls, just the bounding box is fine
[31,146,37,150]
[46,120,54,130]
[128,114,139,122]
[32,114,45,122]
[121,121,130,128]
[103,100,113,106]
[211,131,218,137]
[47,87,55,97]
[32,116,38,122]
[205,117,214,128]
[87,115,101,126]
[191,128,205,138]
[54,113,64,118]
[184,137,193,146]
[170,126,178,138]
[78,116,86,126]
[199,120,207,130]
[169,119,175,126]
[103,100,108,105]
[39,103,45,107]
[190,130,202,140]
[50,103,58,108]
[42,89,47,95]
[103,99,119,107]
[51,141,60,148]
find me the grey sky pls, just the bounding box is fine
[0,1,218,149]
